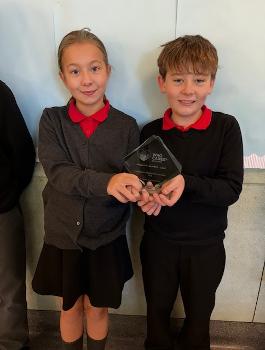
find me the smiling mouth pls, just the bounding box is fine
[81,90,97,96]
[178,100,196,105]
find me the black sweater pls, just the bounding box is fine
[141,111,243,244]
[0,81,35,213]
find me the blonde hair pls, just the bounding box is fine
[58,28,109,71]
[158,35,218,79]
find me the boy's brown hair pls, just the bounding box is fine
[157,35,218,80]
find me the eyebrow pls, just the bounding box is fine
[66,60,103,67]
[170,72,209,76]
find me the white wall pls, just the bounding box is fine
[0,0,176,140]
[0,0,60,141]
[1,0,264,158]
[176,0,265,157]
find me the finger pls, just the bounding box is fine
[153,205,162,216]
[141,201,157,213]
[127,185,140,199]
[141,202,155,212]
[146,203,159,216]
[161,182,176,195]
[159,190,182,207]
[138,203,152,213]
[161,175,184,195]
[126,174,143,191]
[152,192,167,206]
[168,188,184,205]
[147,203,162,216]
[146,208,155,215]
[137,191,155,206]
[130,186,141,200]
[141,189,150,202]
[137,199,153,207]
[119,186,139,202]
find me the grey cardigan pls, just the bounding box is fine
[39,104,140,250]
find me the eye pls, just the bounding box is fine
[173,79,183,84]
[195,78,206,84]
[90,65,101,73]
[70,69,79,76]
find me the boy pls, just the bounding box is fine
[138,35,243,350]
[0,80,35,350]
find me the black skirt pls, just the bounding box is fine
[32,234,133,311]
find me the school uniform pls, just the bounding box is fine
[0,80,35,350]
[140,106,243,350]
[32,100,140,310]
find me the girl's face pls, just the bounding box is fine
[60,42,111,116]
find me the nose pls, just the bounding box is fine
[181,80,195,95]
[81,71,93,85]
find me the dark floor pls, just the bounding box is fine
[28,310,265,350]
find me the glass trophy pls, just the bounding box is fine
[124,135,182,194]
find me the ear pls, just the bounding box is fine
[59,70,65,83]
[208,78,215,94]
[157,74,166,93]
[106,64,111,76]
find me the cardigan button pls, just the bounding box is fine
[76,221,81,226]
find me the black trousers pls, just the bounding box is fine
[140,232,226,350]
[0,206,29,350]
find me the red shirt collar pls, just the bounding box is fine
[162,105,212,132]
[68,99,110,123]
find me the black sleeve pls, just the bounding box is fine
[0,82,35,197]
[140,121,157,143]
[140,124,149,144]
[183,118,243,207]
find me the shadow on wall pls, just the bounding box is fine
[136,48,168,126]
[126,207,146,314]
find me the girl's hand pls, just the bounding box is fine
[153,174,185,207]
[137,197,161,216]
[138,200,162,216]
[137,186,162,216]
[107,173,142,203]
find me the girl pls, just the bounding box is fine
[32,28,142,350]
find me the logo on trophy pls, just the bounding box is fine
[137,148,151,162]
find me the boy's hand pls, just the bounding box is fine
[107,173,142,203]
[153,174,185,207]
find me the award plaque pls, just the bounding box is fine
[124,135,182,193]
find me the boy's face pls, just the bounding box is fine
[158,69,215,126]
